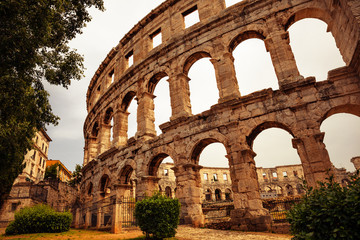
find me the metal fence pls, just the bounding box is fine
[262,198,301,222]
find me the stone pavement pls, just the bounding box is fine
[176,226,292,240]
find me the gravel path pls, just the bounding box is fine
[176,226,292,240]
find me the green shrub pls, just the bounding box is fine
[287,173,360,240]
[135,193,180,239]
[5,204,72,235]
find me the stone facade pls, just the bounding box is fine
[79,0,360,232]
[14,129,51,184]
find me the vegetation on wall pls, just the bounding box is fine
[5,204,72,235]
[287,173,360,240]
[0,0,104,208]
[135,193,181,239]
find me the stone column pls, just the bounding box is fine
[265,18,303,89]
[112,110,129,147]
[137,92,156,140]
[84,208,91,229]
[228,146,271,231]
[96,208,102,229]
[74,208,80,228]
[168,73,192,121]
[88,137,98,162]
[292,132,334,187]
[98,124,111,154]
[172,164,204,227]
[136,176,160,198]
[111,198,122,233]
[210,52,241,102]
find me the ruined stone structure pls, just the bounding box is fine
[80,0,360,231]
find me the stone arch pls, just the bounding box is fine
[143,145,178,175]
[183,51,212,76]
[165,186,172,198]
[147,71,169,94]
[284,7,332,31]
[215,188,222,201]
[91,121,99,138]
[104,107,114,124]
[319,104,360,125]
[225,188,232,201]
[148,153,171,176]
[246,121,295,149]
[187,131,230,165]
[99,174,111,198]
[87,182,93,197]
[121,91,137,111]
[119,165,135,184]
[229,30,266,53]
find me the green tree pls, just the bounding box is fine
[44,163,60,180]
[0,0,104,207]
[287,173,360,240]
[69,164,82,187]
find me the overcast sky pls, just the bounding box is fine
[46,0,360,173]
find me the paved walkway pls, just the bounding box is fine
[176,226,292,240]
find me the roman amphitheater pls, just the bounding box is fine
[78,0,360,232]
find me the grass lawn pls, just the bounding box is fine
[0,228,147,240]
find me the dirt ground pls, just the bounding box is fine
[0,226,292,240]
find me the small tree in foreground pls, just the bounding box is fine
[5,204,72,235]
[287,173,360,240]
[135,193,180,239]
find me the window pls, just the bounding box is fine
[203,173,208,180]
[39,157,42,166]
[109,69,115,84]
[272,172,278,178]
[283,171,288,177]
[164,169,169,176]
[182,5,199,28]
[35,136,38,144]
[45,146,47,154]
[213,173,218,181]
[31,150,36,160]
[262,173,267,179]
[42,160,45,168]
[42,143,44,151]
[223,173,227,181]
[11,203,18,212]
[293,170,298,177]
[150,28,162,48]
[125,50,134,68]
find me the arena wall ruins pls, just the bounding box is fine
[79,0,360,231]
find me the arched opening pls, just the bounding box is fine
[87,182,93,197]
[286,185,294,196]
[104,107,114,146]
[121,91,137,139]
[150,73,171,135]
[320,113,360,172]
[288,18,345,81]
[150,154,176,198]
[91,122,99,138]
[250,123,303,199]
[186,52,218,115]
[119,165,136,198]
[99,174,110,198]
[232,34,278,95]
[225,188,232,201]
[215,189,222,201]
[165,186,172,198]
[205,189,212,201]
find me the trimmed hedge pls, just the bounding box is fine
[287,174,360,240]
[5,204,72,235]
[135,193,180,239]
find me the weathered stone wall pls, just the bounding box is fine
[80,0,360,231]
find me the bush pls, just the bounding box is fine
[287,173,360,240]
[5,204,72,235]
[135,193,180,239]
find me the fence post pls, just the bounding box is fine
[111,198,122,233]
